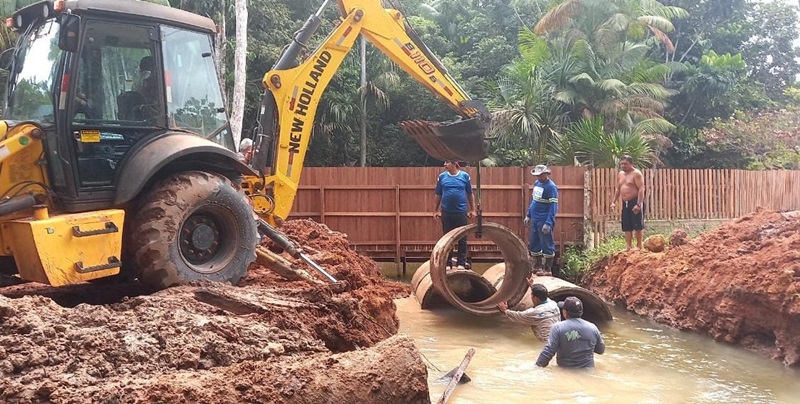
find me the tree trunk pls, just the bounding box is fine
[359,36,367,167]
[215,1,228,109]
[230,0,248,148]
[42,335,431,403]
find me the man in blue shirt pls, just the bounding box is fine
[525,165,558,276]
[434,160,476,270]
[536,296,605,368]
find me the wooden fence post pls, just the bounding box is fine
[584,168,594,250]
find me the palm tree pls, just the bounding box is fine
[549,116,672,167]
[535,1,686,125]
[534,0,688,53]
[490,65,568,165]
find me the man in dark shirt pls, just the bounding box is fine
[536,296,605,368]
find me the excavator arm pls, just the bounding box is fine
[245,0,491,224]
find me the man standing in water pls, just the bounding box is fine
[496,282,560,341]
[611,155,646,251]
[434,160,476,270]
[536,296,605,368]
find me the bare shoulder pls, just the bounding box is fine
[633,169,644,178]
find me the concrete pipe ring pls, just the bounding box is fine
[429,222,531,316]
[412,260,497,309]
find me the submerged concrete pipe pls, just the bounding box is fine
[483,263,613,324]
[429,223,531,316]
[411,261,497,309]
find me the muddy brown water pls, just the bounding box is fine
[382,260,800,403]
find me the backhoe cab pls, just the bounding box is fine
[244,0,492,225]
[1,0,257,288]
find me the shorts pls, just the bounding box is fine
[621,198,644,231]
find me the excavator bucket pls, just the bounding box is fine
[400,117,490,162]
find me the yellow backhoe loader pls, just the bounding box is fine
[0,0,490,289]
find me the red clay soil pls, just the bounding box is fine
[0,219,422,403]
[585,208,800,366]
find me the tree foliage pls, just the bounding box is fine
[701,108,800,169]
[2,0,799,169]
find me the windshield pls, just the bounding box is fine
[161,26,233,149]
[5,20,61,123]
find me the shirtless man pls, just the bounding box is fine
[610,155,645,250]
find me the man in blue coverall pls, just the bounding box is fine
[524,165,558,276]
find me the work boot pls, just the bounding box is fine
[539,257,553,276]
[530,255,543,274]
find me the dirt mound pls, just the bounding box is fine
[585,209,800,366]
[1,219,420,402]
[669,229,689,247]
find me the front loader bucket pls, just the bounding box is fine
[400,117,489,162]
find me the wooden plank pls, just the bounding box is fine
[683,169,688,219]
[395,184,401,275]
[652,169,660,220]
[674,169,680,220]
[687,169,692,219]
[730,170,736,217]
[654,169,660,220]
[714,170,720,218]
[437,348,476,404]
[684,170,690,219]
[695,169,701,218]
[717,169,722,218]
[320,186,326,223]
[692,170,698,218]
[666,169,673,220]
[713,169,719,218]
[710,169,716,218]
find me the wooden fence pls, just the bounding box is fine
[592,168,800,240]
[290,166,587,266]
[290,167,800,264]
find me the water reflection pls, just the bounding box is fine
[395,297,800,403]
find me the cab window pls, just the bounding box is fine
[160,26,233,149]
[73,21,161,125]
[72,20,161,188]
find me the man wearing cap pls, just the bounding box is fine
[496,281,560,341]
[434,159,476,270]
[525,165,559,276]
[536,296,605,368]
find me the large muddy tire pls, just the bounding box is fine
[130,171,257,289]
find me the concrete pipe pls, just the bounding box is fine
[411,260,497,309]
[482,263,613,324]
[482,263,530,311]
[429,222,531,316]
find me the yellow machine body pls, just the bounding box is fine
[2,209,125,286]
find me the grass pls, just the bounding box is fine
[561,237,627,283]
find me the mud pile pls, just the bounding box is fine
[586,209,800,366]
[0,220,422,403]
